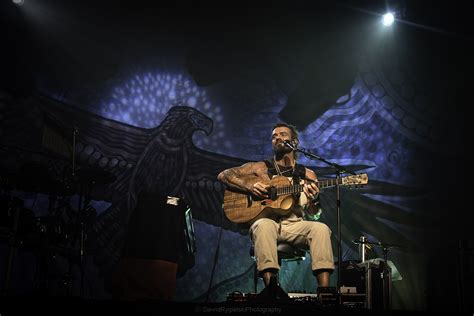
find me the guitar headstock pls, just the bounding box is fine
[341,173,368,187]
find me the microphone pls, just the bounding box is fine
[352,239,373,250]
[283,140,296,150]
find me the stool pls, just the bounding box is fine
[250,242,306,293]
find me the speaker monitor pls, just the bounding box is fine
[340,260,392,310]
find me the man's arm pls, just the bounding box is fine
[217,162,270,198]
[303,168,321,214]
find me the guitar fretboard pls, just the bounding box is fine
[276,179,342,196]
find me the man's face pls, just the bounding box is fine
[271,126,293,155]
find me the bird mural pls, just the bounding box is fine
[0,92,250,275]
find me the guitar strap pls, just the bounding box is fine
[291,163,305,200]
[292,164,306,183]
[264,159,277,178]
[291,162,322,221]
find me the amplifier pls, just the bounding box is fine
[340,260,392,310]
[340,293,366,308]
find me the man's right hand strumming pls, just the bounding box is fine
[249,181,270,198]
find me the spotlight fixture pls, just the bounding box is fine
[382,13,395,26]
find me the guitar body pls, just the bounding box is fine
[223,176,296,226]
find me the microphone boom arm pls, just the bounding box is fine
[283,140,355,175]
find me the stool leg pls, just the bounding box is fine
[277,258,282,285]
[254,261,258,293]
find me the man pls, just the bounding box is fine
[217,123,334,291]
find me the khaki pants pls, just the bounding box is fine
[250,217,335,273]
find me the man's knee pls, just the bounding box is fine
[310,222,331,235]
[250,218,278,236]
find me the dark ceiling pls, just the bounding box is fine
[1,0,472,99]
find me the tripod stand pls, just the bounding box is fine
[68,167,113,297]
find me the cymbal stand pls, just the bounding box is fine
[66,125,88,297]
[2,198,23,296]
[74,177,95,298]
[72,127,78,178]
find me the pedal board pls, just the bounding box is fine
[226,290,365,308]
[288,292,319,302]
[226,292,258,302]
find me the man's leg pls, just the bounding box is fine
[259,268,288,299]
[262,269,278,286]
[314,269,331,287]
[250,218,281,279]
[281,220,335,287]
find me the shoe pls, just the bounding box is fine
[257,275,289,301]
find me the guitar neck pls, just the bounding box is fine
[276,179,342,196]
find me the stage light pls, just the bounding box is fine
[382,13,395,26]
[12,0,24,5]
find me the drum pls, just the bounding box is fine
[34,215,74,246]
[0,195,35,238]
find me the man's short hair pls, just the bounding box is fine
[272,122,299,143]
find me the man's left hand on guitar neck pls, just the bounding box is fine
[303,181,319,202]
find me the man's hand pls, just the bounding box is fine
[250,181,271,198]
[303,181,319,200]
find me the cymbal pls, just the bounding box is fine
[3,162,77,196]
[75,168,116,185]
[10,162,55,193]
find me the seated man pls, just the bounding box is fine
[218,123,334,292]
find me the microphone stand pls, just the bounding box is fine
[285,142,355,294]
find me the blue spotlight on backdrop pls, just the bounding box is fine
[100,71,230,154]
[12,0,24,5]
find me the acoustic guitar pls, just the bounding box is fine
[223,173,368,226]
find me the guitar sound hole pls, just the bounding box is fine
[280,196,293,210]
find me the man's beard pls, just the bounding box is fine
[273,142,292,157]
